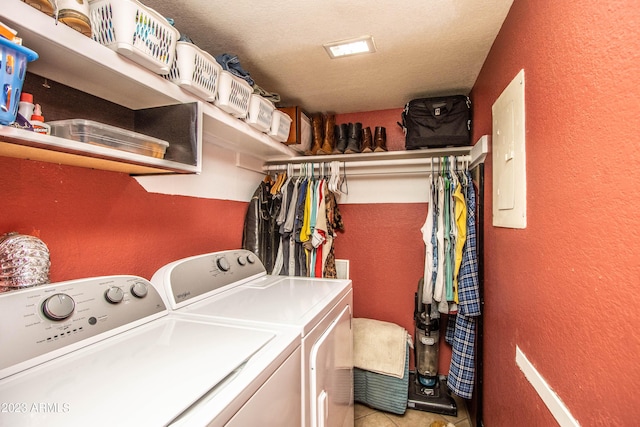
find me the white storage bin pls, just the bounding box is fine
[214,70,252,118]
[269,110,293,142]
[166,42,221,101]
[89,0,179,75]
[244,94,274,132]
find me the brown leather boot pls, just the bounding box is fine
[373,126,387,152]
[305,113,324,155]
[317,114,335,155]
[361,127,373,153]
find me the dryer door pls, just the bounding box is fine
[309,305,353,427]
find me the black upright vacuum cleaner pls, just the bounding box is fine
[407,278,457,416]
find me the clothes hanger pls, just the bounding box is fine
[270,169,284,195]
[329,161,337,193]
[329,161,339,195]
[263,170,274,185]
[339,161,348,195]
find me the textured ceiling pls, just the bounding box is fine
[142,0,514,114]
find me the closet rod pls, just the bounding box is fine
[263,156,471,176]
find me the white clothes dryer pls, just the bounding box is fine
[151,249,354,427]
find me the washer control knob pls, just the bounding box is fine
[105,287,124,304]
[217,257,231,272]
[246,254,256,264]
[42,293,75,321]
[130,282,148,298]
[237,256,247,266]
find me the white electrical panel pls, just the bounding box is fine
[492,69,526,228]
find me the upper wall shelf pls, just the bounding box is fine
[1,0,295,174]
[261,137,489,176]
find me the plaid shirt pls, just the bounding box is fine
[446,171,481,399]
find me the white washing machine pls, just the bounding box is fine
[0,275,301,427]
[151,249,354,427]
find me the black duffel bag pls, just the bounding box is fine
[399,95,471,149]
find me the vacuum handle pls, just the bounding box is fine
[415,278,425,316]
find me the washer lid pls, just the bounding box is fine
[181,276,352,336]
[0,316,274,427]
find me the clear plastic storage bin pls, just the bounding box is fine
[214,70,252,118]
[48,119,169,158]
[167,42,222,102]
[89,0,179,74]
[0,38,38,125]
[269,110,293,142]
[244,94,274,133]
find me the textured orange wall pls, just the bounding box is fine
[1,157,247,281]
[472,0,640,425]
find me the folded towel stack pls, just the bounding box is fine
[353,317,409,379]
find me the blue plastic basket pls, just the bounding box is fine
[0,37,38,125]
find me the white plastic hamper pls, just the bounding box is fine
[89,0,179,74]
[269,110,293,142]
[214,70,252,118]
[167,42,222,101]
[244,94,275,132]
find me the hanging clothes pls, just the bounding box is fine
[243,163,344,279]
[420,174,435,305]
[242,177,281,273]
[433,174,448,313]
[420,159,481,399]
[452,177,467,304]
[323,184,344,278]
[445,170,481,399]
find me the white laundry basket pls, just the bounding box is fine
[244,94,275,132]
[214,70,252,118]
[89,0,179,74]
[269,110,293,142]
[166,42,222,101]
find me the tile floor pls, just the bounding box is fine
[354,394,471,427]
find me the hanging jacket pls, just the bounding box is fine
[242,181,281,273]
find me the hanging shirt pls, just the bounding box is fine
[294,179,309,277]
[452,177,467,304]
[272,176,293,276]
[323,189,343,279]
[443,173,454,303]
[447,172,481,400]
[312,181,327,277]
[434,176,448,313]
[283,179,300,276]
[420,176,435,305]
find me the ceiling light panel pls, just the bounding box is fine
[323,36,376,59]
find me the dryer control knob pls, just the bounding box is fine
[105,287,124,304]
[246,254,256,264]
[130,282,148,298]
[42,293,75,321]
[237,256,246,266]
[217,257,231,272]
